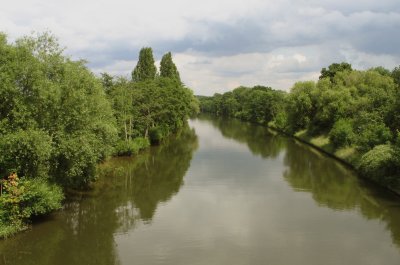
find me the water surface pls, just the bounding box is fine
[1,116,400,265]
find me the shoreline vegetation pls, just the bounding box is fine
[1,32,399,239]
[198,62,400,196]
[0,32,199,238]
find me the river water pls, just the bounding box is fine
[1,116,400,265]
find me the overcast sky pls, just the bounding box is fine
[1,0,399,95]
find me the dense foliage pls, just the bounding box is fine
[0,33,198,237]
[0,32,117,189]
[199,63,400,191]
[103,49,198,147]
[199,86,286,125]
[0,174,63,238]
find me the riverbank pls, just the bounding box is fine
[0,126,192,240]
[197,69,400,197]
[268,124,400,196]
[0,34,198,240]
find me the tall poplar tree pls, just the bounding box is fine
[132,47,157,82]
[160,52,181,83]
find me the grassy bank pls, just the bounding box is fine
[273,125,400,196]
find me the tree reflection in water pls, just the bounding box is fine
[204,114,400,249]
[283,140,400,247]
[0,126,198,265]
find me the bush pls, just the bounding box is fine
[18,179,64,217]
[114,137,150,156]
[149,127,164,144]
[356,122,392,152]
[358,144,399,188]
[52,134,99,188]
[133,137,151,150]
[329,119,355,148]
[0,177,63,238]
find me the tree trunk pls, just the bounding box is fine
[124,120,128,142]
[129,117,132,141]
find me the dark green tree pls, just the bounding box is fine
[160,52,181,82]
[319,62,353,81]
[392,65,400,86]
[131,47,157,82]
[100,72,114,94]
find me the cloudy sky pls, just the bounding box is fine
[1,0,399,95]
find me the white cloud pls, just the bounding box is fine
[1,0,399,95]
[173,48,322,95]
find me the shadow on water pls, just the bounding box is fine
[0,126,198,265]
[201,114,400,249]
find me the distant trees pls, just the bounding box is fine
[198,85,286,126]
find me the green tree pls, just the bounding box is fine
[286,81,316,133]
[392,65,400,86]
[131,47,157,82]
[160,52,181,82]
[0,32,117,188]
[370,66,391,76]
[100,72,114,94]
[329,119,355,148]
[319,62,352,81]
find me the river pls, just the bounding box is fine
[1,115,400,265]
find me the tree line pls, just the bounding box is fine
[0,33,198,237]
[198,62,400,192]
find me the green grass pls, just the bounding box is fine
[294,129,308,139]
[295,130,335,153]
[310,135,333,150]
[335,146,357,162]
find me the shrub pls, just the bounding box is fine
[356,122,392,152]
[149,127,164,144]
[0,177,63,238]
[52,134,99,188]
[353,112,393,152]
[329,119,355,148]
[133,137,151,150]
[114,137,150,156]
[358,144,399,188]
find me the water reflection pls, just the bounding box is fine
[197,114,286,159]
[283,140,400,247]
[0,126,198,265]
[97,126,198,226]
[1,116,400,265]
[204,114,400,249]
